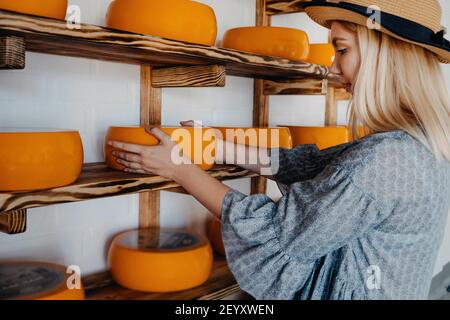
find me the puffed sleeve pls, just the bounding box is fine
[271,142,356,185]
[221,163,390,300]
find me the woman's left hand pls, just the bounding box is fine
[108,127,190,180]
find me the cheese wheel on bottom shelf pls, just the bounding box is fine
[108,229,213,293]
[0,261,85,300]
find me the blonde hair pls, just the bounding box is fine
[338,21,450,162]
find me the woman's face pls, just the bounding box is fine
[330,21,361,93]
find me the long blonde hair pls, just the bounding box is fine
[339,21,450,162]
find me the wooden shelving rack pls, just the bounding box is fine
[0,1,350,300]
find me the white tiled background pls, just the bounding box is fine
[0,0,449,287]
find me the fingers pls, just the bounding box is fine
[180,120,204,127]
[147,127,172,144]
[124,168,148,174]
[116,158,143,170]
[112,150,142,163]
[180,120,195,127]
[108,141,144,154]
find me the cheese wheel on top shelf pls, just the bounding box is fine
[222,26,310,62]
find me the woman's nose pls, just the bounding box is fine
[329,57,341,75]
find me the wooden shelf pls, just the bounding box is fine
[0,9,329,80]
[0,164,258,214]
[84,254,244,300]
[265,0,310,16]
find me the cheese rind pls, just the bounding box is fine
[214,127,293,149]
[307,44,335,67]
[222,27,310,62]
[106,0,217,46]
[104,126,216,171]
[286,126,367,150]
[108,229,213,292]
[0,130,83,191]
[0,261,85,300]
[0,0,68,20]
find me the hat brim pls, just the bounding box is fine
[303,5,450,64]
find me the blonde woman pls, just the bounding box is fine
[108,0,450,299]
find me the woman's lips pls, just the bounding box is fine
[345,83,352,93]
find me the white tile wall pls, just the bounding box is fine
[0,0,448,282]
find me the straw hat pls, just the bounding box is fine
[301,0,450,63]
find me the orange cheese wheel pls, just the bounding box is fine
[214,127,293,149]
[0,129,83,191]
[222,26,310,62]
[307,43,335,66]
[104,126,216,171]
[0,261,85,300]
[206,218,225,256]
[106,0,217,46]
[286,126,367,150]
[108,229,213,293]
[0,0,67,20]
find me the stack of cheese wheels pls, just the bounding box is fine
[105,126,216,171]
[286,126,367,150]
[306,43,335,66]
[0,0,68,20]
[0,128,83,191]
[0,261,85,300]
[106,0,217,46]
[214,127,293,149]
[222,26,310,62]
[108,229,213,292]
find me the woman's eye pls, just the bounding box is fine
[337,48,347,54]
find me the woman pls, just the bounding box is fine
[108,0,450,299]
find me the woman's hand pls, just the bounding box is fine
[109,125,230,218]
[108,127,191,181]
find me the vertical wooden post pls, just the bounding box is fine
[325,30,338,127]
[325,86,338,126]
[139,66,161,229]
[251,0,271,195]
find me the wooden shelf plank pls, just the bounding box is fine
[0,9,329,80]
[263,78,327,95]
[0,164,258,214]
[265,0,311,16]
[84,254,238,300]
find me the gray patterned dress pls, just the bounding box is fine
[220,130,450,300]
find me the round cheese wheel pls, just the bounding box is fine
[108,229,213,292]
[0,128,84,191]
[307,43,335,66]
[0,0,67,20]
[286,126,367,150]
[222,26,310,62]
[106,0,217,46]
[214,127,293,149]
[206,218,225,256]
[0,261,85,300]
[104,126,216,171]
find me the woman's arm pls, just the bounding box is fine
[179,121,273,177]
